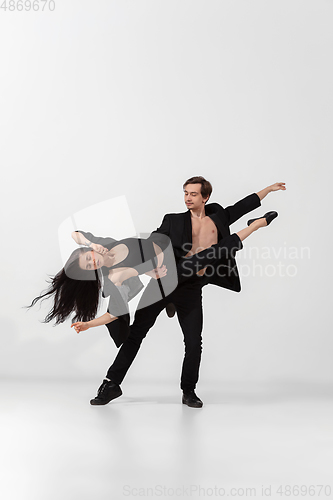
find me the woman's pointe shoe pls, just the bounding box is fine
[247,211,278,226]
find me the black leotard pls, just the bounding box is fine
[75,231,167,274]
[107,237,159,274]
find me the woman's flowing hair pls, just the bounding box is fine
[25,247,103,325]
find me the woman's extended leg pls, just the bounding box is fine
[177,219,265,280]
[236,218,266,241]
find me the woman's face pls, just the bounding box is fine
[78,250,104,270]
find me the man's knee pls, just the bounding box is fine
[184,333,203,352]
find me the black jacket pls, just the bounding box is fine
[152,192,261,292]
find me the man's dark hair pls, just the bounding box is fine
[183,176,213,202]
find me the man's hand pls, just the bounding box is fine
[257,182,286,201]
[90,243,109,255]
[270,182,286,192]
[145,265,167,280]
[71,322,90,334]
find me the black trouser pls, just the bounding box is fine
[106,274,208,391]
[106,232,242,390]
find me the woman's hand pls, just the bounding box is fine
[71,322,90,334]
[90,243,109,255]
[145,265,167,280]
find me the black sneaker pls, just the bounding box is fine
[182,390,203,408]
[90,379,122,406]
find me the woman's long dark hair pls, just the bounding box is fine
[25,247,104,325]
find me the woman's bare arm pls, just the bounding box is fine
[142,242,168,279]
[71,231,109,255]
[153,242,164,267]
[87,312,117,328]
[71,231,91,246]
[71,312,117,333]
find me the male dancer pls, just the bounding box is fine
[88,176,285,407]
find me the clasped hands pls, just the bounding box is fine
[89,243,109,254]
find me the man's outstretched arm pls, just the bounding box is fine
[256,182,286,201]
[225,182,286,225]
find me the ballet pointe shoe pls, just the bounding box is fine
[247,211,278,226]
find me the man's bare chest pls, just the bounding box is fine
[188,216,218,255]
[192,216,217,238]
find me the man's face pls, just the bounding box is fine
[184,183,208,210]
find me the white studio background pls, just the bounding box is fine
[0,0,332,388]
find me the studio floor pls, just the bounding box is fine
[1,379,332,500]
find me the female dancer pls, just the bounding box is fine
[26,211,278,347]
